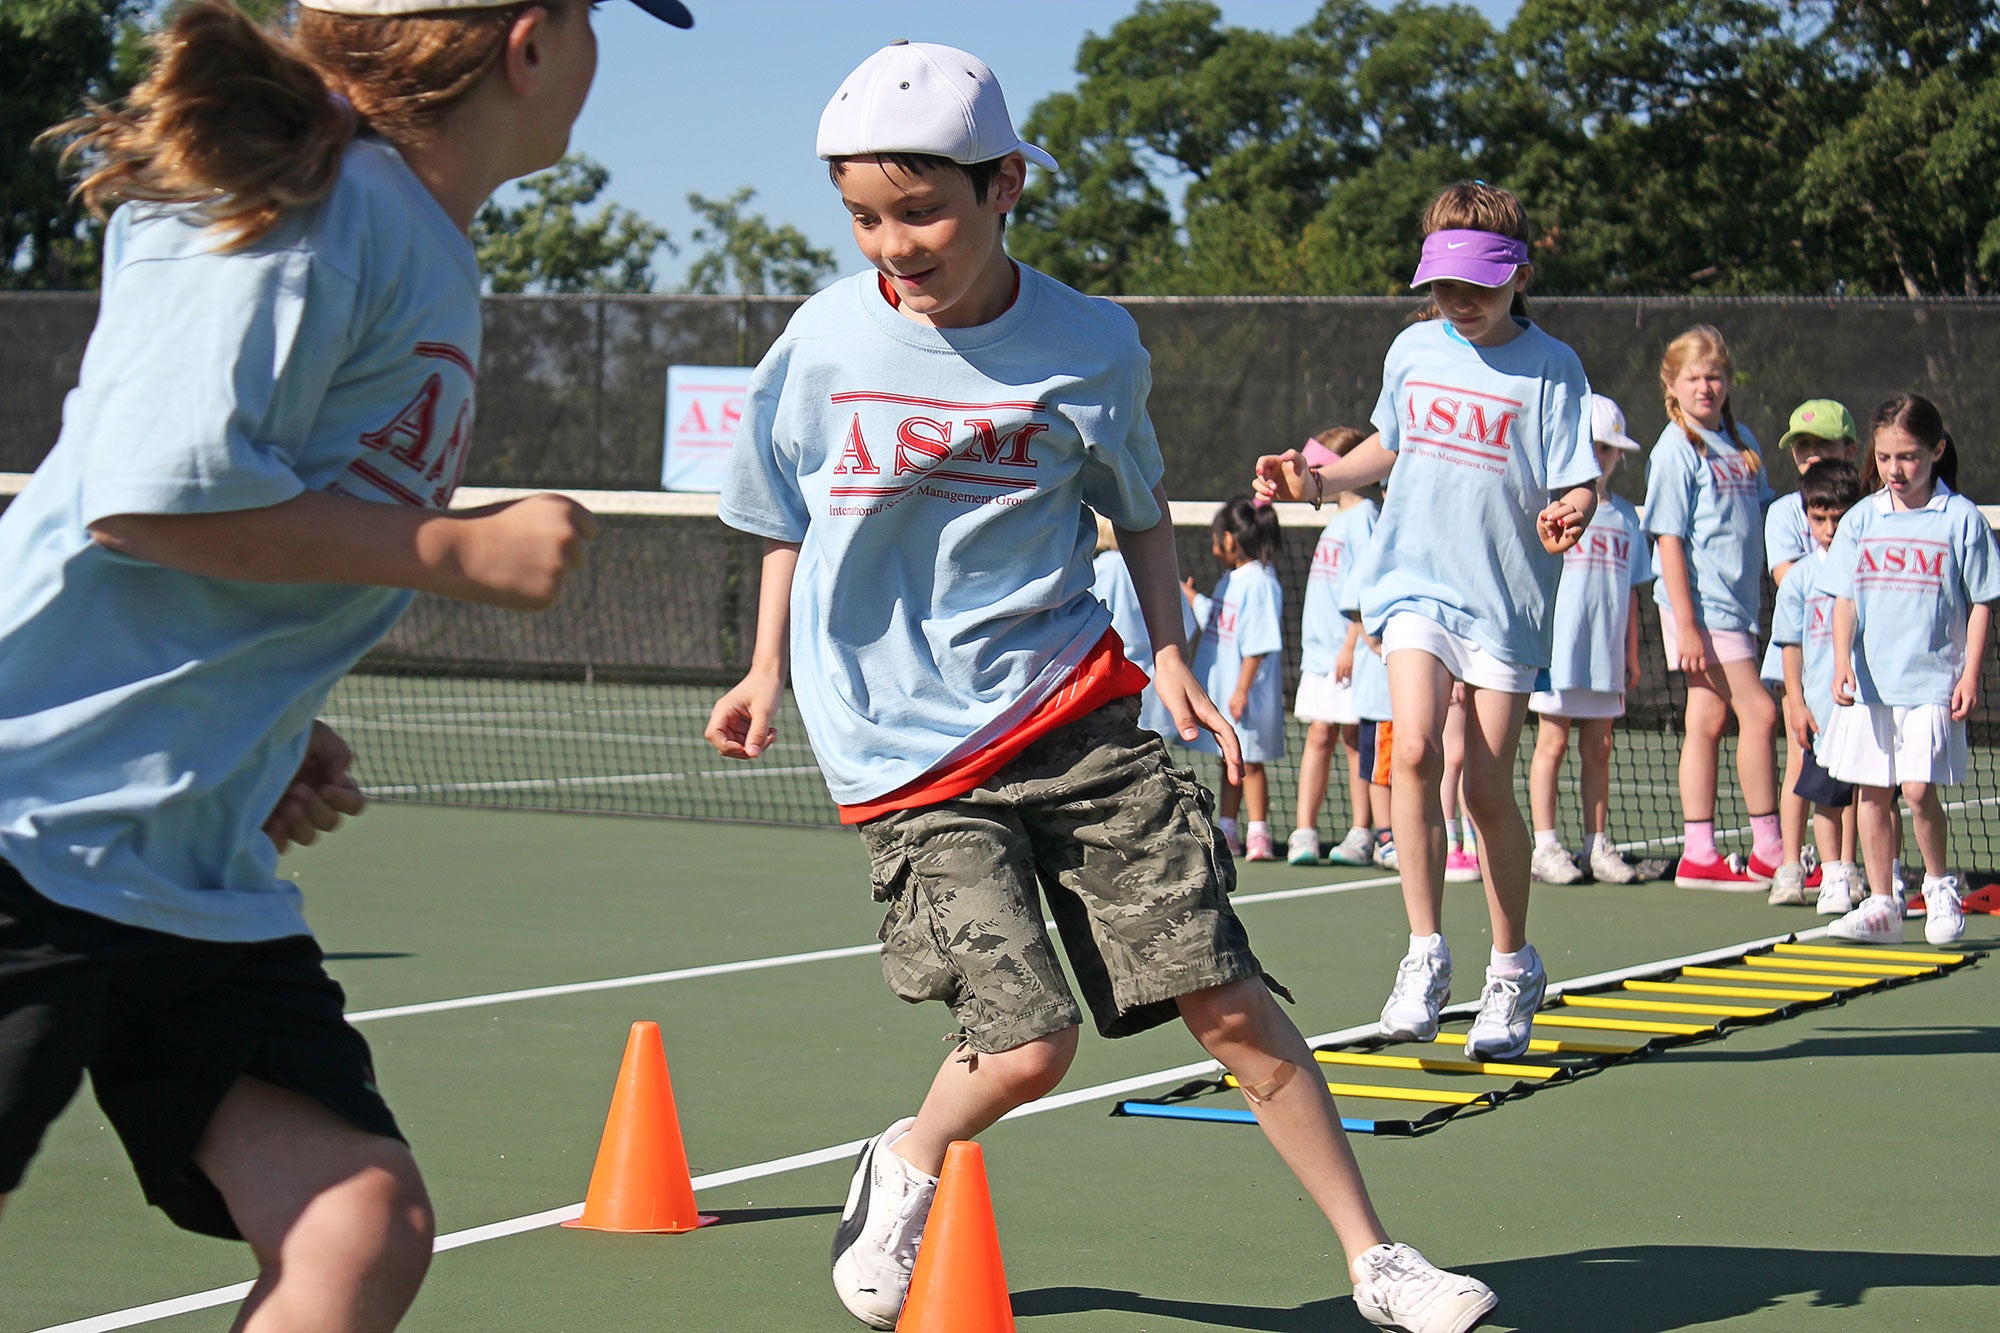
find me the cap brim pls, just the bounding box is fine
[1015,142,1058,171]
[629,0,692,28]
[1410,256,1519,289]
[1598,433,1641,452]
[1779,428,1847,451]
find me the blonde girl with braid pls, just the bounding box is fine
[0,1,689,1324]
[1642,325,1782,890]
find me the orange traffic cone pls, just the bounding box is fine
[562,1020,717,1234]
[896,1140,1014,1332]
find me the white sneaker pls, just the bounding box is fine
[1352,1242,1498,1333]
[1924,875,1966,946]
[1287,827,1322,866]
[1767,863,1809,906]
[831,1118,936,1329]
[1814,866,1852,916]
[1328,827,1376,865]
[1587,841,1640,884]
[1465,948,1547,1062]
[1379,948,1451,1042]
[1372,837,1400,871]
[1530,842,1585,885]
[1826,894,1905,945]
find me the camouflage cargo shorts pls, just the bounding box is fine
[855,697,1263,1054]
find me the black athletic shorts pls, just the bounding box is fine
[0,860,402,1238]
[1794,742,1857,809]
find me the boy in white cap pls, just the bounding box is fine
[1525,395,1662,884]
[708,40,1497,1333]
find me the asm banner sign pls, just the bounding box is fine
[661,364,751,491]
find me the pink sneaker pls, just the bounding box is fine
[1675,853,1766,891]
[1245,826,1276,862]
[1444,848,1482,883]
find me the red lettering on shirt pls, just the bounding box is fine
[348,340,476,508]
[833,414,880,476]
[824,392,1050,510]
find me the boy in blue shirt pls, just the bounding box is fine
[708,40,1496,1333]
[1768,461,1865,913]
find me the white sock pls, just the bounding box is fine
[1923,873,1950,892]
[1408,932,1447,961]
[1248,820,1270,837]
[1583,832,1609,860]
[1535,829,1560,850]
[1218,816,1239,839]
[1490,944,1536,976]
[1445,818,1461,847]
[1349,825,1371,840]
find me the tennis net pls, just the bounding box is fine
[7,475,2000,874]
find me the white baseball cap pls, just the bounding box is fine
[817,40,1057,171]
[298,0,693,27]
[1590,393,1642,451]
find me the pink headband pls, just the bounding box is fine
[1410,229,1530,289]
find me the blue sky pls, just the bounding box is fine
[572,0,1521,289]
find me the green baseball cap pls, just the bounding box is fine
[1779,399,1856,451]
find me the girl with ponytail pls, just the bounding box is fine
[0,1,689,1323]
[1642,325,1782,890]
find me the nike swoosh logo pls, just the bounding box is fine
[1446,241,1469,250]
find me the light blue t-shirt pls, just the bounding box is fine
[720,265,1165,803]
[1342,523,1392,723]
[1360,319,1600,668]
[1643,422,1776,632]
[1765,492,1810,575]
[1769,548,1840,728]
[1818,481,2000,707]
[1185,560,1285,763]
[1547,495,1654,693]
[1090,548,1189,740]
[1300,498,1378,676]
[0,139,480,942]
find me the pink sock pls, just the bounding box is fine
[1684,820,1717,862]
[1750,813,1781,865]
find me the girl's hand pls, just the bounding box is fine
[1229,688,1249,720]
[1253,450,1311,503]
[1335,643,1355,683]
[1537,499,1585,554]
[1830,661,1856,707]
[265,721,366,853]
[1676,624,1709,676]
[1784,693,1815,751]
[1180,577,1197,606]
[1953,670,1980,721]
[1152,653,1243,785]
[1627,652,1642,690]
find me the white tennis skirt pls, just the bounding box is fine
[1294,670,1359,725]
[1528,687,1625,719]
[1817,701,1966,788]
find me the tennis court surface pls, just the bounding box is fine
[5,801,1995,1332]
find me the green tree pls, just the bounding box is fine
[682,187,835,295]
[2,0,148,289]
[472,155,672,294]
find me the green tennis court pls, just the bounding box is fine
[4,801,1994,1331]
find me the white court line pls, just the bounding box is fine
[342,874,1397,1023]
[39,917,1837,1333]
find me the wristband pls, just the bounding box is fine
[1309,467,1324,510]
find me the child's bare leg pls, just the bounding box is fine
[1715,659,1779,813]
[1856,786,1898,896]
[896,1028,1079,1175]
[1903,781,1947,878]
[1681,677,1727,822]
[1528,714,1569,835]
[1219,773,1243,823]
[1441,699,1467,832]
[1779,700,1807,862]
[1579,717,1615,837]
[1295,722,1335,832]
[1811,805,1844,868]
[1385,651,1454,933]
[195,1076,433,1333]
[1840,803,1859,863]
[1242,762,1269,824]
[1343,725,1372,828]
[1177,978,1388,1269]
[1460,687,1534,951]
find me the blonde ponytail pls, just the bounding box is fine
[47,0,536,251]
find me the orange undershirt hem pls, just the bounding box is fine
[837,629,1149,825]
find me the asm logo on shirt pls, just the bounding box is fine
[1855,538,1947,592]
[823,391,1048,514]
[1401,380,1519,476]
[1706,452,1760,498]
[1806,594,1835,645]
[1311,539,1344,582]
[1564,529,1630,573]
[341,341,475,509]
[1209,603,1239,644]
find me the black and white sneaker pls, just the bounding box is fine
[830,1117,936,1329]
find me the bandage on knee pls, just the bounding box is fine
[1238,1058,1298,1105]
